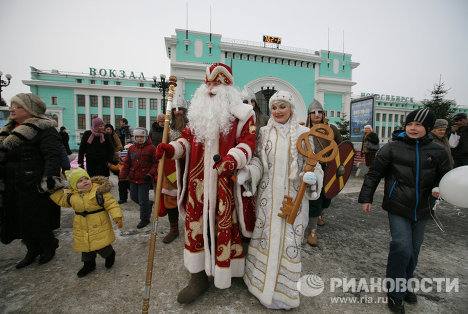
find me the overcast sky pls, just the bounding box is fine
[1,0,467,106]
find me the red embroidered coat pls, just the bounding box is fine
[170,106,256,289]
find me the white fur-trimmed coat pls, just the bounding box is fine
[243,118,323,309]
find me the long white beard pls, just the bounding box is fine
[187,84,240,143]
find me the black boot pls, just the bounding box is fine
[16,240,41,269]
[388,296,405,313]
[404,291,417,304]
[38,238,59,265]
[77,260,96,277]
[105,250,116,269]
[163,208,179,244]
[137,220,150,229]
[16,249,41,269]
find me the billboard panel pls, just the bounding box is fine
[350,96,374,142]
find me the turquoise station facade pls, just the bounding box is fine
[19,29,468,150]
[21,29,360,149]
[165,29,359,124]
[23,67,165,149]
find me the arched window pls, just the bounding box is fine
[255,88,277,116]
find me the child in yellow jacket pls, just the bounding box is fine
[50,167,123,277]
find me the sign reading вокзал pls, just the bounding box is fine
[89,67,146,80]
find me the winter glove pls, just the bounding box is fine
[144,174,153,184]
[114,217,123,229]
[155,143,175,160]
[303,172,318,199]
[46,176,56,190]
[213,155,237,177]
[303,172,317,186]
[236,168,251,185]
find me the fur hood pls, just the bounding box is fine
[0,117,57,150]
[39,175,112,194]
[92,176,113,194]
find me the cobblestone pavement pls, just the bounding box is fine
[1,175,466,313]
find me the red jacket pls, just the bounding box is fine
[119,139,157,184]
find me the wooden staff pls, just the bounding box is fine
[142,76,177,314]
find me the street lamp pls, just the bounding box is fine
[153,74,169,113]
[0,71,12,107]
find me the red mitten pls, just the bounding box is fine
[155,143,175,160]
[213,155,237,177]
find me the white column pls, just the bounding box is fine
[110,96,115,126]
[390,113,396,137]
[74,94,79,146]
[135,100,139,127]
[85,94,91,130]
[98,94,103,119]
[385,112,390,141]
[122,97,126,118]
[316,89,325,107]
[145,98,150,130]
[175,78,185,107]
[343,92,351,119]
[313,63,319,100]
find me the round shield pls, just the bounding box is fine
[323,141,355,199]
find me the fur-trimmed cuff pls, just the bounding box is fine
[213,258,245,289]
[183,249,205,274]
[172,138,190,160]
[228,147,248,169]
[161,188,178,196]
[38,176,68,193]
[236,143,252,161]
[247,160,263,196]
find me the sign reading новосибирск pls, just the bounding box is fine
[89,67,146,80]
[360,92,414,103]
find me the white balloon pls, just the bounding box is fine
[439,166,468,208]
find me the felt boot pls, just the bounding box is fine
[163,208,179,244]
[77,260,96,278]
[176,271,210,304]
[105,249,116,269]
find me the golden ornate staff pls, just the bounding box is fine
[142,76,177,314]
[278,124,338,224]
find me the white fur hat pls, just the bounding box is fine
[268,90,294,109]
[133,127,148,137]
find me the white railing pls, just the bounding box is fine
[222,37,318,55]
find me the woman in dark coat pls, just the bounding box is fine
[361,124,380,168]
[0,93,63,268]
[59,126,72,155]
[78,117,114,177]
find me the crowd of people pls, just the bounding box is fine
[0,63,466,313]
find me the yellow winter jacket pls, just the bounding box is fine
[50,177,123,252]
